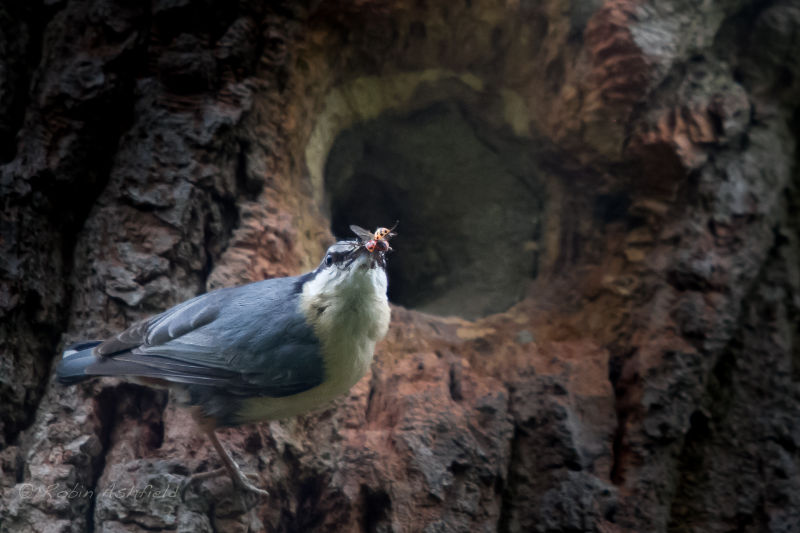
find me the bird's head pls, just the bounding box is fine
[317,239,388,273]
[302,225,395,304]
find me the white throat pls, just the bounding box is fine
[300,255,390,389]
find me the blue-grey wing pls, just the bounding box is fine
[95,289,223,357]
[88,277,324,397]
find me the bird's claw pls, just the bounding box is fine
[230,472,270,497]
[180,466,268,499]
[227,463,269,496]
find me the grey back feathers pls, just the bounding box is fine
[58,275,325,400]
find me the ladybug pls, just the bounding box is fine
[372,221,398,241]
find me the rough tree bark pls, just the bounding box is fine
[1,0,799,532]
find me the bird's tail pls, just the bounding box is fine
[56,341,102,384]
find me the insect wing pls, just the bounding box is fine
[350,225,375,242]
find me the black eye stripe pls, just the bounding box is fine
[322,241,362,269]
[325,251,346,267]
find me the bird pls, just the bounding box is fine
[55,227,393,496]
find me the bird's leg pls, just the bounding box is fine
[204,427,269,496]
[180,463,227,499]
[183,466,227,482]
[181,412,269,499]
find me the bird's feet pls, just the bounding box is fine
[182,425,270,501]
[226,464,270,497]
[180,468,223,499]
[181,466,268,499]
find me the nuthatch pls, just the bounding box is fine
[56,227,393,496]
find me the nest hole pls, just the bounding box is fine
[325,100,544,319]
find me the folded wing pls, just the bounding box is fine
[85,278,324,397]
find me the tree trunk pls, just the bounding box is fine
[1,0,799,531]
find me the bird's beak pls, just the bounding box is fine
[371,252,386,270]
[365,245,390,270]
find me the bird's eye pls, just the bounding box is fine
[325,254,334,267]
